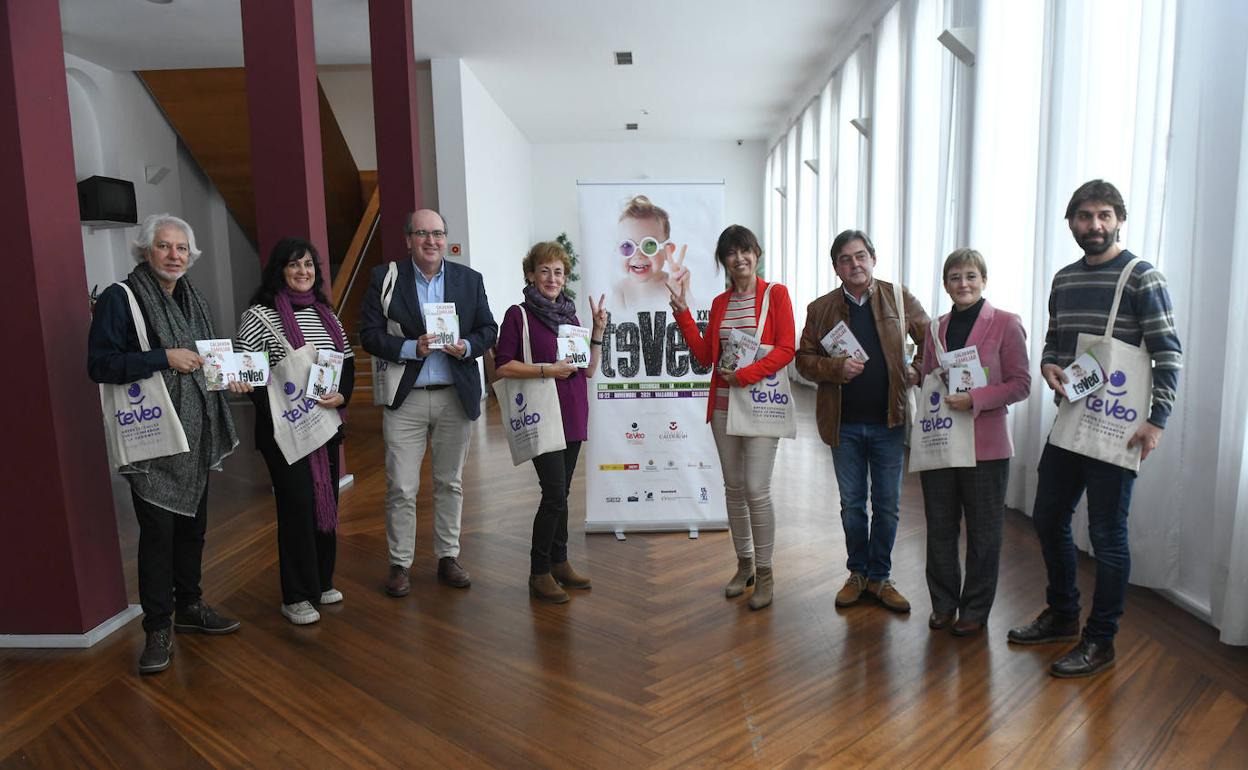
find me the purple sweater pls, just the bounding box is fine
[496,304,589,443]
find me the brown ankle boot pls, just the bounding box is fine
[748,566,773,610]
[725,557,755,598]
[550,560,592,589]
[529,573,569,604]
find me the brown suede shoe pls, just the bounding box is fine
[529,572,569,604]
[868,579,911,612]
[835,573,869,607]
[952,617,985,637]
[550,560,591,589]
[438,556,471,588]
[385,565,410,597]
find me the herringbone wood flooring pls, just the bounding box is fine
[3,387,1247,768]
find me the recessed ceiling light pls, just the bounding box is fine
[614,51,633,66]
[626,123,638,131]
[146,0,174,4]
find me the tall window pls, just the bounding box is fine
[795,104,819,332]
[817,77,838,297]
[870,4,902,280]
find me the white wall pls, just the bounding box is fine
[530,139,767,302]
[65,53,258,326]
[318,63,439,209]
[432,58,534,325]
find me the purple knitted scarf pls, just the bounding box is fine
[275,287,346,533]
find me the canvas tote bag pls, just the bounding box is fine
[908,319,976,472]
[372,261,408,406]
[98,282,190,469]
[491,307,566,466]
[250,311,343,465]
[1049,257,1152,471]
[726,283,797,439]
[894,280,919,433]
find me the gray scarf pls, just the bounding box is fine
[123,263,238,516]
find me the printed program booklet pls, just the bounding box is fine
[940,346,988,393]
[306,363,336,399]
[820,321,870,362]
[196,339,234,391]
[316,350,345,391]
[557,324,591,368]
[723,329,761,371]
[424,303,458,349]
[1062,352,1105,402]
[228,351,270,387]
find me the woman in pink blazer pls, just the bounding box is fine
[919,249,1031,636]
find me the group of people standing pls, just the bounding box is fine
[89,178,1180,682]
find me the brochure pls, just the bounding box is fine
[316,350,345,391]
[229,351,270,387]
[820,321,870,362]
[1062,352,1105,402]
[306,363,336,399]
[424,302,459,349]
[723,329,761,371]
[947,365,987,394]
[195,339,234,391]
[557,324,591,368]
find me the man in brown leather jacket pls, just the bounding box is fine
[795,230,929,613]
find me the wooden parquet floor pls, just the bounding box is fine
[3,387,1247,768]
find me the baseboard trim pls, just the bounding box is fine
[0,604,142,649]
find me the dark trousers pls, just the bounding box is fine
[1032,442,1135,642]
[530,442,582,574]
[920,459,1010,623]
[132,486,208,633]
[259,437,340,605]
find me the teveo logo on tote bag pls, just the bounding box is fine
[726,283,796,439]
[250,311,342,464]
[98,283,190,469]
[372,261,408,406]
[1049,257,1152,471]
[492,307,566,466]
[908,319,976,472]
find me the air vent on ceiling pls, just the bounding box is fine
[626,123,639,131]
[614,51,634,65]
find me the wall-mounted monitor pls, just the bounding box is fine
[78,175,137,226]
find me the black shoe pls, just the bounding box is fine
[1007,609,1079,645]
[928,610,956,630]
[173,600,241,635]
[138,628,173,675]
[1050,637,1115,678]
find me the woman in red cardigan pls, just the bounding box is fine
[670,225,795,609]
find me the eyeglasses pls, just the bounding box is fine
[407,229,447,240]
[618,237,668,258]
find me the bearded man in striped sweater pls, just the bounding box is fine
[1008,180,1183,678]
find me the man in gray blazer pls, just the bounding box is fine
[360,209,497,597]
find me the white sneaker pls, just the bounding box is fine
[318,588,343,605]
[281,601,320,625]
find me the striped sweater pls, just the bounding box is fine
[1041,250,1182,427]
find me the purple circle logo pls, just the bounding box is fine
[765,373,779,386]
[930,391,941,406]
[514,392,525,408]
[127,383,142,398]
[1110,370,1126,387]
[284,381,296,396]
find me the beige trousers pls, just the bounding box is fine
[382,387,472,566]
[710,408,779,567]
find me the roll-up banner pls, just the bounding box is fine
[578,181,727,534]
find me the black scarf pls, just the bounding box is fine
[522,284,578,332]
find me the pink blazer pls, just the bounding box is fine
[920,299,1031,461]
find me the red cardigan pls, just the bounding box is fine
[674,276,796,423]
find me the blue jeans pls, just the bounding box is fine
[1032,442,1135,642]
[830,422,905,582]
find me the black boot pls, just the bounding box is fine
[138,628,173,675]
[1007,609,1079,645]
[1050,637,1115,678]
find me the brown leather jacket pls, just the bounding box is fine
[794,279,930,447]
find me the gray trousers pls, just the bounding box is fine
[710,409,779,568]
[919,459,1010,622]
[382,387,472,566]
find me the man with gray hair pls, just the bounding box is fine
[88,213,241,675]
